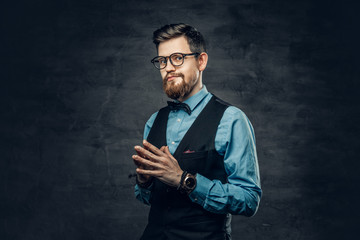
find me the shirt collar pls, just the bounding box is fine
[182,85,209,111]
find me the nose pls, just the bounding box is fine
[164,58,176,72]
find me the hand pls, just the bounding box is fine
[132,140,183,187]
[133,144,162,184]
[133,143,167,183]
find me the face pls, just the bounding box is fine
[157,36,204,101]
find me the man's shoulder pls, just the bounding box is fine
[145,111,159,128]
[222,105,250,124]
[206,94,250,123]
[224,105,244,115]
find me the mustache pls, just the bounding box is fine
[165,73,184,81]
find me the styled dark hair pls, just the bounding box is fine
[153,23,206,53]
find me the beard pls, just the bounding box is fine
[163,72,198,100]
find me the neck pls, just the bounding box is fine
[178,80,203,102]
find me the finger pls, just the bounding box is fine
[133,157,150,169]
[135,150,148,160]
[133,157,142,167]
[132,154,162,169]
[143,140,166,157]
[134,146,147,159]
[136,168,162,177]
[159,146,166,152]
[135,146,160,162]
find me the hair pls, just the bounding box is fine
[153,23,206,54]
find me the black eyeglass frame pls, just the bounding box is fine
[151,52,200,70]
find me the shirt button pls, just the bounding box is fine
[177,118,181,122]
[171,141,175,145]
[194,198,198,202]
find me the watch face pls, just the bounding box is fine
[185,177,196,188]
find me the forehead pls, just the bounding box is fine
[158,36,191,56]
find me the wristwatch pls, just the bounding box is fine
[180,172,197,195]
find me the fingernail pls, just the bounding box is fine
[135,146,140,150]
[143,139,147,144]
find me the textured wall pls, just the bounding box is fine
[1,0,359,239]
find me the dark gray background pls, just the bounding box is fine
[1,0,359,239]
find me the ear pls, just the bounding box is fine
[197,52,208,72]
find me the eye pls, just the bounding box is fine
[175,55,183,61]
[157,58,166,64]
[171,54,183,62]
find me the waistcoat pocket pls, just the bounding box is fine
[180,150,208,160]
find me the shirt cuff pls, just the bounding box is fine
[135,183,153,204]
[188,173,213,205]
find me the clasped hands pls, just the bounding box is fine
[132,140,183,187]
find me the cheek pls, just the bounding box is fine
[185,68,198,81]
[182,67,193,77]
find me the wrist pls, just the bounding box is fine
[177,171,188,190]
[178,172,197,195]
[136,175,153,189]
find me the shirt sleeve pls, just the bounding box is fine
[134,183,153,205]
[188,107,262,216]
[134,112,158,205]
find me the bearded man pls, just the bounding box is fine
[132,23,262,240]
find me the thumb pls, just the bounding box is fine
[160,146,166,152]
[164,145,171,155]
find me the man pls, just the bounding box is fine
[132,23,261,240]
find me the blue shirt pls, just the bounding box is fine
[135,86,262,216]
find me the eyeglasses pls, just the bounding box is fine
[151,52,200,70]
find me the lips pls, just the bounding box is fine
[166,74,182,82]
[167,76,177,81]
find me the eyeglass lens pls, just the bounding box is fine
[153,53,184,69]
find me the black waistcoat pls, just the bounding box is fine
[141,95,231,240]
